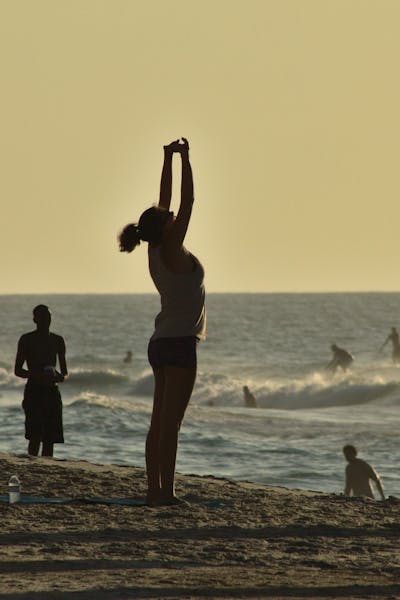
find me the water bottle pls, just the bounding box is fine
[8,475,21,504]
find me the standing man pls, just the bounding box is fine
[14,305,68,457]
[380,327,400,363]
[343,445,385,500]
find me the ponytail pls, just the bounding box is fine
[118,223,141,253]
[118,206,168,253]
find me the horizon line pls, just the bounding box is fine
[1,290,400,296]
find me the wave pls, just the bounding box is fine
[67,392,151,418]
[2,362,399,411]
[68,391,134,410]
[65,367,400,410]
[128,371,154,396]
[193,369,400,410]
[0,368,24,391]
[65,368,129,389]
[255,376,399,410]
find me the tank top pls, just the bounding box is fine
[148,245,206,341]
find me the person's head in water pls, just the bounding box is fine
[343,444,357,462]
[118,206,174,253]
[331,343,338,352]
[124,351,132,363]
[33,305,51,330]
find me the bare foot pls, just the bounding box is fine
[145,492,161,507]
[158,496,189,507]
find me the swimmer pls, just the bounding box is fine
[243,385,257,408]
[343,444,385,500]
[123,351,132,364]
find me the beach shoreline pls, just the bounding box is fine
[0,452,399,599]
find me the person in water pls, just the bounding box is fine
[326,344,354,374]
[123,351,132,364]
[14,305,68,457]
[380,327,400,363]
[243,385,257,408]
[343,445,385,500]
[118,138,206,505]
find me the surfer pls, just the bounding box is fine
[243,385,257,408]
[325,344,354,374]
[380,327,400,364]
[343,445,385,500]
[14,305,68,457]
[118,138,206,506]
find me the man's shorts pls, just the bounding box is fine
[22,382,64,443]
[148,336,198,369]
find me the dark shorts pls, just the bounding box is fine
[148,336,198,369]
[22,383,64,443]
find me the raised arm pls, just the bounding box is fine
[166,138,194,250]
[158,140,179,210]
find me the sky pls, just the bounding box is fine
[1,0,400,294]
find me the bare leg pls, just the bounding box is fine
[159,366,196,502]
[28,437,40,456]
[145,367,165,504]
[42,442,54,457]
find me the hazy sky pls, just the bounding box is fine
[1,0,400,293]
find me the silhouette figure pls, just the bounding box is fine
[14,305,68,457]
[343,444,385,500]
[123,351,132,364]
[380,327,400,364]
[243,385,257,408]
[118,138,206,506]
[326,344,354,374]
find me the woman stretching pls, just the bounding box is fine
[118,138,206,505]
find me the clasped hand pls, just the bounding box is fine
[164,137,189,154]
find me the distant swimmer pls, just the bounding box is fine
[14,305,68,458]
[123,351,133,364]
[325,344,354,374]
[343,445,385,500]
[380,327,400,364]
[243,385,257,408]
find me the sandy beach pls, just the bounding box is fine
[0,452,399,599]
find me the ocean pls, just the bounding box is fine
[1,293,399,496]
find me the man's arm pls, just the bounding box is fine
[370,466,385,500]
[14,336,29,379]
[380,335,390,352]
[56,337,68,383]
[326,358,337,371]
[344,467,352,496]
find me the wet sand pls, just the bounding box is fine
[0,452,399,599]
